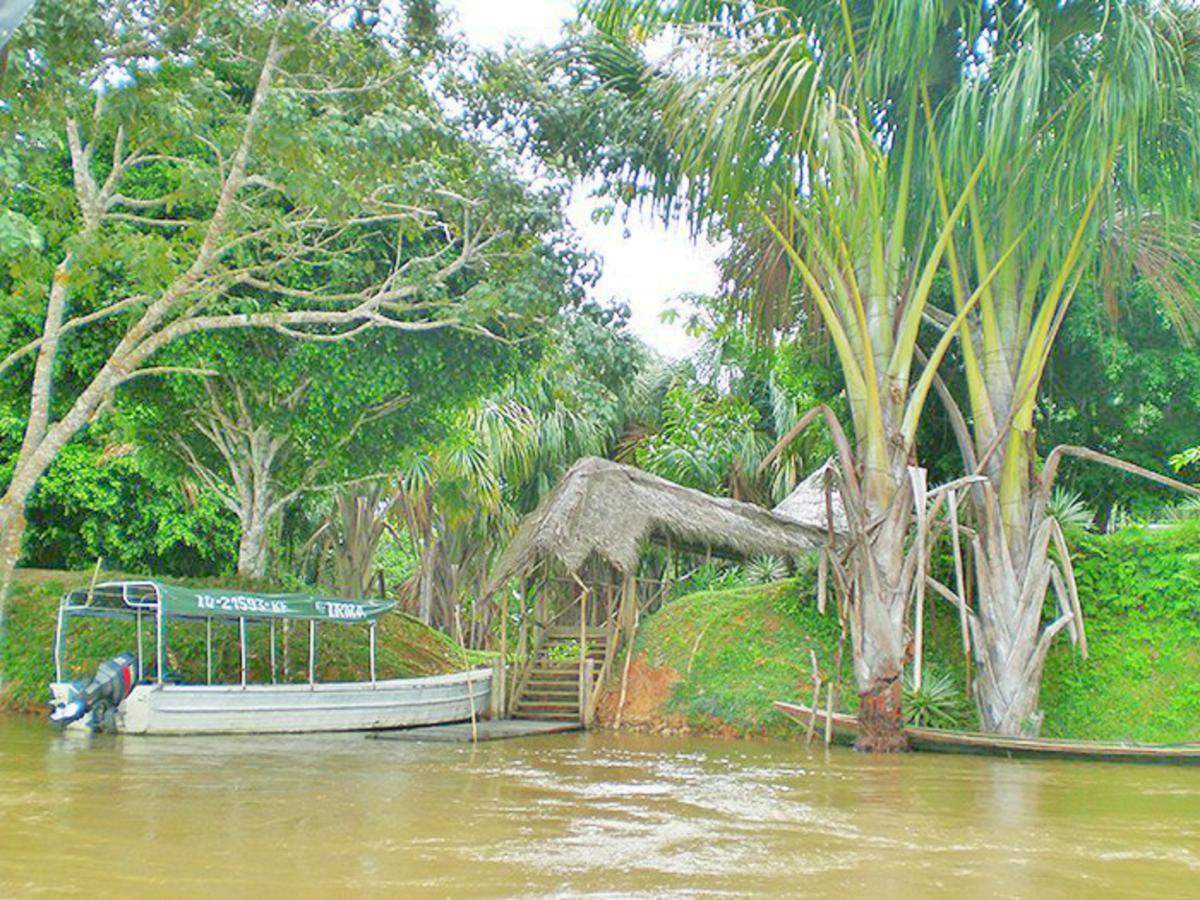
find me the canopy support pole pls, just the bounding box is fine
[239,617,247,688]
[369,622,377,686]
[269,619,276,684]
[54,604,65,683]
[308,620,316,687]
[156,601,164,684]
[206,618,213,685]
[135,611,144,680]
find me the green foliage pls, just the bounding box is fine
[634,304,842,506]
[0,420,237,576]
[0,569,469,711]
[903,669,969,729]
[1038,521,1200,743]
[1042,286,1200,520]
[670,560,744,598]
[546,640,581,663]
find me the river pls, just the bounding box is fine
[1,715,1197,898]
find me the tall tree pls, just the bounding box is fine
[0,0,567,613]
[579,0,1200,738]
[573,3,1008,748]
[125,326,522,577]
[925,2,1200,734]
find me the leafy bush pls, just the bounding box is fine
[671,560,744,598]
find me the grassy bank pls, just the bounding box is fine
[1,569,471,712]
[603,521,1200,743]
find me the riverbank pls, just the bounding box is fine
[597,520,1200,743]
[0,569,472,712]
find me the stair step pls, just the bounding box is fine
[513,712,580,722]
[523,696,583,705]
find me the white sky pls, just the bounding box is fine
[445,0,718,357]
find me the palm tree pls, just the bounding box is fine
[583,0,1200,737]
[924,2,1200,734]
[581,2,1019,748]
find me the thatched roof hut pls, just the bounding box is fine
[488,457,827,587]
[771,461,848,534]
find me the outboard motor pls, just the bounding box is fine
[50,652,138,730]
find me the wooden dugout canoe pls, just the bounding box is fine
[774,700,1200,765]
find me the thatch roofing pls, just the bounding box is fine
[771,461,848,534]
[488,457,826,586]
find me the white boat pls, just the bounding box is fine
[49,580,492,735]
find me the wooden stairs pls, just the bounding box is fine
[511,627,609,723]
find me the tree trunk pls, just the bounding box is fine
[237,506,270,579]
[857,668,906,751]
[969,505,1059,737]
[849,504,912,752]
[0,494,29,630]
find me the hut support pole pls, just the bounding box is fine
[572,572,589,726]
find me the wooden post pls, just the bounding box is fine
[499,587,509,718]
[806,649,821,745]
[823,681,835,747]
[615,575,639,730]
[572,573,589,726]
[582,658,595,727]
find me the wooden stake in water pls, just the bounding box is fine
[806,649,821,745]
[454,607,478,744]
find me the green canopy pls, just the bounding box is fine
[158,582,395,622]
[65,580,395,623]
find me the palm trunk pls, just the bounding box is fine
[969,491,1067,736]
[850,506,911,751]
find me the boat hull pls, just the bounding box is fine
[774,701,1200,765]
[81,669,494,735]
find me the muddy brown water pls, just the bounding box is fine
[2,714,1197,898]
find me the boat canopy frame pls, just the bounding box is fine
[55,580,395,689]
